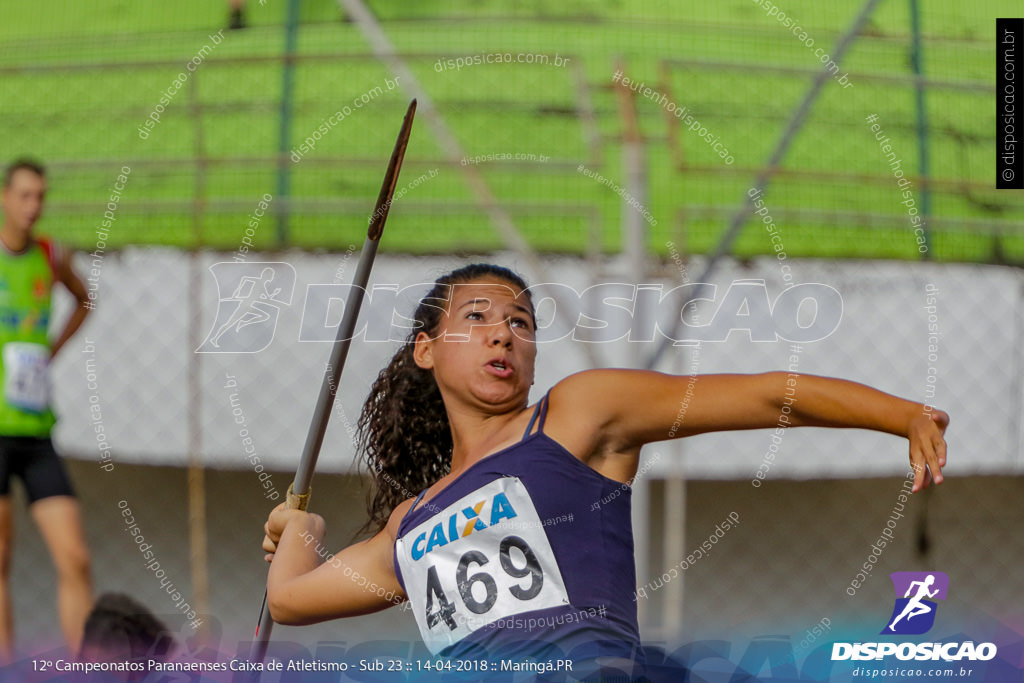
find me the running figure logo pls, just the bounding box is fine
[881,571,949,635]
[197,262,296,353]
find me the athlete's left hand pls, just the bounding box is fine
[907,410,948,493]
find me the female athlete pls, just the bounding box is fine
[261,264,948,674]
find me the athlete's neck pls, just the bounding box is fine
[445,402,530,473]
[0,226,29,254]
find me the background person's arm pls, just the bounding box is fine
[50,246,91,358]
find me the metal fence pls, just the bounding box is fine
[0,1,1016,262]
[0,0,1020,670]
[2,251,1015,653]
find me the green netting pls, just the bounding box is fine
[0,1,1013,262]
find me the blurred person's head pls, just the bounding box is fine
[1,159,47,240]
[79,593,176,677]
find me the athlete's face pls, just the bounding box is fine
[1,169,46,236]
[414,277,537,409]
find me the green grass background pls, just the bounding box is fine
[0,1,1016,261]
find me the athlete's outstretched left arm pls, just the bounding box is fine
[50,247,91,358]
[556,370,947,492]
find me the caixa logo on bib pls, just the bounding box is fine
[832,571,997,662]
[409,491,518,562]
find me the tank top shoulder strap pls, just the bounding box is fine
[521,391,551,439]
[405,488,429,518]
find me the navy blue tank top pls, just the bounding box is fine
[393,393,641,664]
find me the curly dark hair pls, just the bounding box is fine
[356,264,534,535]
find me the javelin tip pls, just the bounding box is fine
[367,100,417,240]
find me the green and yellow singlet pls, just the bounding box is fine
[0,238,57,436]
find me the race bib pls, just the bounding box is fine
[396,476,570,654]
[3,342,51,413]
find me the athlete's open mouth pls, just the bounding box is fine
[486,358,514,377]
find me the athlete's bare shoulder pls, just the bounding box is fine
[548,369,632,424]
[540,371,617,462]
[544,370,648,477]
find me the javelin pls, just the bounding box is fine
[249,98,417,664]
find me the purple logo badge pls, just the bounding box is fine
[881,571,949,635]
